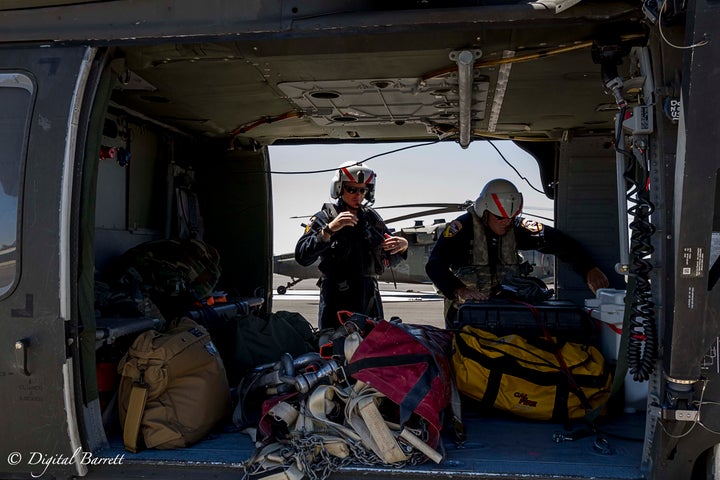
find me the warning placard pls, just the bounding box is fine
[680,246,705,278]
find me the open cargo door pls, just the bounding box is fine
[0,45,96,478]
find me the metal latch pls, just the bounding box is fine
[15,338,30,376]
[662,408,700,422]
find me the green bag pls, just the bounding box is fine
[231,311,316,377]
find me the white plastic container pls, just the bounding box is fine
[585,288,648,412]
[597,288,626,306]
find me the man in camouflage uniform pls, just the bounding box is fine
[425,179,608,327]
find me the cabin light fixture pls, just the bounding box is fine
[331,115,357,122]
[369,80,393,89]
[310,91,340,99]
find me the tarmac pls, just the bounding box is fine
[270,274,446,328]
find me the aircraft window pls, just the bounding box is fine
[0,73,33,297]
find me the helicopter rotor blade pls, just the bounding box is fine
[385,206,556,225]
[384,206,470,224]
[291,201,554,223]
[379,201,473,224]
[373,202,472,210]
[289,201,472,220]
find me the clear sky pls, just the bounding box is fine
[269,140,554,255]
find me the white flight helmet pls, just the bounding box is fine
[330,161,376,202]
[474,179,523,219]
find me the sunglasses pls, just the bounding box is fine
[343,185,369,195]
[491,213,514,221]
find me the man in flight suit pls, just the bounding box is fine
[295,162,408,329]
[425,178,609,327]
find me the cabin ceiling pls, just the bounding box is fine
[103,1,647,146]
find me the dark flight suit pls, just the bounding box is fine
[295,199,406,329]
[425,212,597,326]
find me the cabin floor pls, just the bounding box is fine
[92,276,645,479]
[96,410,646,480]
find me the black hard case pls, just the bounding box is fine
[455,300,598,344]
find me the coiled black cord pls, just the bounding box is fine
[616,106,658,382]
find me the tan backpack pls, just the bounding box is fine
[118,317,230,451]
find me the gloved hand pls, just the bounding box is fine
[585,267,609,294]
[455,286,488,303]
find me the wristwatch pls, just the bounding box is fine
[319,225,334,241]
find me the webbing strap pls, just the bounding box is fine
[456,332,607,388]
[449,374,466,443]
[254,465,305,480]
[267,402,299,428]
[306,385,360,441]
[123,383,148,453]
[345,388,407,464]
[344,332,362,360]
[246,443,306,480]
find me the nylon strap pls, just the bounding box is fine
[267,401,299,428]
[123,383,148,453]
[306,384,360,441]
[254,465,305,480]
[343,332,362,361]
[345,387,406,464]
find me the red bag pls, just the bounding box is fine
[345,320,453,448]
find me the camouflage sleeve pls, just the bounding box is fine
[294,211,332,267]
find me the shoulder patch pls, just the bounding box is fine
[304,216,317,234]
[443,220,463,238]
[520,217,544,233]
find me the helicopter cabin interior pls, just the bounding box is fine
[7,1,718,479]
[80,9,652,480]
[87,100,646,480]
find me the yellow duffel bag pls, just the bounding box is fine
[452,325,612,422]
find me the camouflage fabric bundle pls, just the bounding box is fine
[116,239,221,300]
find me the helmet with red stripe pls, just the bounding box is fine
[330,161,376,202]
[474,178,523,219]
